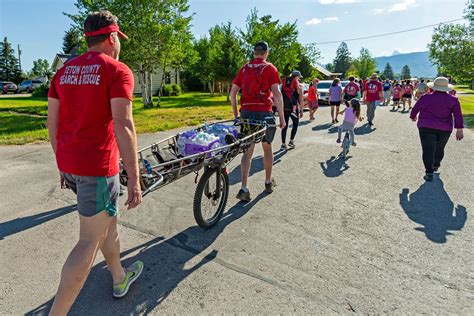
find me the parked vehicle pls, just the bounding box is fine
[317,80,350,105]
[0,81,18,94]
[17,80,43,93]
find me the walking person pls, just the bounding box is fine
[281,70,304,149]
[382,79,391,106]
[328,78,343,124]
[336,98,364,146]
[343,75,360,105]
[363,73,383,126]
[409,77,464,181]
[392,81,403,111]
[308,78,319,121]
[415,79,428,100]
[402,79,414,111]
[47,11,143,315]
[230,41,286,201]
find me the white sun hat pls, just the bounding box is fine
[427,77,454,92]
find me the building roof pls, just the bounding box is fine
[314,64,342,77]
[52,53,78,71]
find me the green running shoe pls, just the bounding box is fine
[113,260,144,298]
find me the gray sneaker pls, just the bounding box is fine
[288,140,295,149]
[265,179,277,193]
[236,189,251,202]
[113,261,144,298]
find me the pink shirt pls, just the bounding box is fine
[364,80,383,102]
[344,82,360,96]
[344,107,358,124]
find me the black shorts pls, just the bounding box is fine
[393,98,400,102]
[343,94,356,102]
[329,101,341,106]
[240,110,276,144]
[402,94,412,99]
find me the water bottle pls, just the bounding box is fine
[143,159,152,174]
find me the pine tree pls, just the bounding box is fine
[382,62,394,80]
[62,28,82,54]
[0,37,22,83]
[401,65,411,79]
[333,42,351,77]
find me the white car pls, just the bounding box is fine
[317,80,349,105]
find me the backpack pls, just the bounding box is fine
[240,61,271,103]
[282,76,298,110]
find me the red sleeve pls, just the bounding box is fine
[232,66,244,88]
[48,73,59,99]
[110,63,134,101]
[268,65,281,86]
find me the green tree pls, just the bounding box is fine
[0,37,22,83]
[465,0,474,35]
[428,23,474,83]
[296,44,321,80]
[208,22,246,99]
[333,42,351,77]
[401,65,411,79]
[62,27,83,54]
[240,8,300,75]
[30,58,54,80]
[382,62,395,80]
[67,0,194,107]
[348,47,376,79]
[325,63,335,72]
[183,37,212,92]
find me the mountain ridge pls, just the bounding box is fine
[375,51,437,78]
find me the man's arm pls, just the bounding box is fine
[271,83,286,129]
[230,83,240,120]
[47,97,60,154]
[111,97,142,210]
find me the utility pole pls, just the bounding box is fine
[17,44,22,72]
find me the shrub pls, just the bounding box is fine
[32,84,49,97]
[171,84,182,96]
[161,85,173,96]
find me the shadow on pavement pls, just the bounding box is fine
[399,178,467,243]
[354,123,376,135]
[228,150,287,185]
[312,123,332,131]
[26,193,269,315]
[0,205,76,240]
[319,155,351,178]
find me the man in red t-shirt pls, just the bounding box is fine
[363,73,384,126]
[230,41,285,201]
[47,11,143,314]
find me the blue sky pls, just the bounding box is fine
[0,0,469,72]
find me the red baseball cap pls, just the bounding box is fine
[84,23,129,40]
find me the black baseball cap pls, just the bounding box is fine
[254,41,269,51]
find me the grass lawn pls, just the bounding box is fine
[459,94,474,130]
[0,93,233,145]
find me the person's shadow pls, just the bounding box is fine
[354,123,376,135]
[399,179,467,243]
[0,205,76,240]
[27,193,268,315]
[319,155,351,178]
[228,149,287,185]
[312,123,332,131]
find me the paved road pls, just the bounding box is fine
[1,104,473,314]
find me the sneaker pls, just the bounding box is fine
[352,142,357,146]
[336,139,341,144]
[113,261,144,298]
[332,120,335,124]
[335,118,339,123]
[368,121,373,126]
[290,112,298,118]
[434,166,439,172]
[265,179,276,193]
[236,189,251,202]
[281,143,287,150]
[423,173,434,182]
[288,140,295,149]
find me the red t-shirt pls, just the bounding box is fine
[307,85,318,101]
[393,86,402,98]
[364,80,383,102]
[344,81,360,96]
[48,51,134,177]
[232,58,280,112]
[403,84,414,94]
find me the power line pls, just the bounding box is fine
[306,18,465,45]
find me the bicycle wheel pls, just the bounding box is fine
[193,167,229,229]
[342,133,350,157]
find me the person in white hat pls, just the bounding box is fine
[410,77,464,181]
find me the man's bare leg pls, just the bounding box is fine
[49,211,112,316]
[262,142,273,183]
[240,143,255,189]
[100,217,126,284]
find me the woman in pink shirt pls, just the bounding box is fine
[402,80,414,111]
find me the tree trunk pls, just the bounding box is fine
[226,81,231,102]
[210,80,215,97]
[146,71,153,106]
[139,65,151,108]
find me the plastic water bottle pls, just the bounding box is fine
[143,159,152,174]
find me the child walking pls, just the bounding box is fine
[336,98,363,146]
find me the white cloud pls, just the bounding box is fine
[372,8,385,15]
[323,17,340,22]
[388,0,416,12]
[319,0,358,4]
[306,18,322,25]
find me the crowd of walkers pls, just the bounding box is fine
[44,10,466,313]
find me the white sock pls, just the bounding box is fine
[241,186,249,192]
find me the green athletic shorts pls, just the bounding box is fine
[63,173,120,217]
